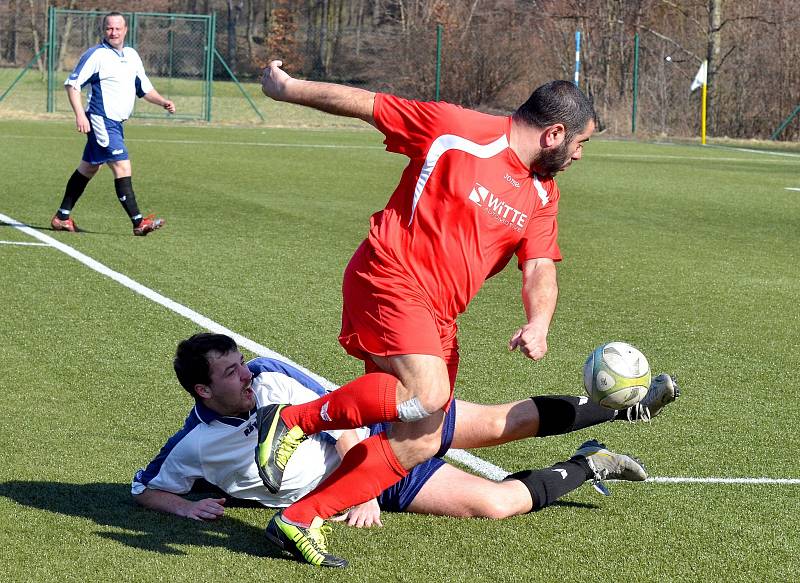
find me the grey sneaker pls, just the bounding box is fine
[627,373,680,422]
[575,439,647,495]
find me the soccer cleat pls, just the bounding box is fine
[133,214,165,236]
[575,438,647,496]
[255,404,307,493]
[266,512,348,568]
[626,373,681,422]
[51,215,79,232]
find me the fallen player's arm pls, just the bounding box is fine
[133,487,226,521]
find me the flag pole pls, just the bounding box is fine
[701,80,707,145]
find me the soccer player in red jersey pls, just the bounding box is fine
[256,60,597,567]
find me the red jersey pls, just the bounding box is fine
[365,93,562,323]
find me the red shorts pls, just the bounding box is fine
[339,241,460,396]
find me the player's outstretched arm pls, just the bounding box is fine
[261,60,375,125]
[133,488,226,521]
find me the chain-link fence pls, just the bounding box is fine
[46,9,214,121]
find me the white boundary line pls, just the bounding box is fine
[0,240,50,246]
[2,211,798,487]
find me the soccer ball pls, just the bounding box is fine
[583,342,651,409]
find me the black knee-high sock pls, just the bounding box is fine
[532,395,619,437]
[114,177,142,225]
[56,170,91,219]
[505,457,592,511]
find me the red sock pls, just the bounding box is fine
[282,432,407,525]
[280,372,399,434]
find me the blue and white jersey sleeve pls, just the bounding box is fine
[131,427,203,495]
[130,49,154,98]
[64,43,153,121]
[64,44,103,93]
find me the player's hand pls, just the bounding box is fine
[75,112,90,134]
[184,497,226,521]
[331,499,383,528]
[509,324,548,361]
[162,100,176,114]
[261,60,292,100]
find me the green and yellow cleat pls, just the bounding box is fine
[254,404,307,493]
[266,511,348,568]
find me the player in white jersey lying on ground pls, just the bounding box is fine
[132,333,678,530]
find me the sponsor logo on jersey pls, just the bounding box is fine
[468,182,528,231]
[243,422,256,436]
[504,173,520,188]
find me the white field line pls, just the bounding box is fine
[2,210,798,487]
[3,134,800,164]
[0,240,50,246]
[786,187,800,192]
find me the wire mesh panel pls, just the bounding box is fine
[48,9,212,121]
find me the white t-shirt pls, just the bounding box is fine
[131,372,368,507]
[65,41,154,121]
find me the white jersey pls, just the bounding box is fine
[132,371,368,507]
[65,41,154,122]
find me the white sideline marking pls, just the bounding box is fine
[2,210,799,487]
[0,240,50,246]
[648,477,800,485]
[786,187,800,192]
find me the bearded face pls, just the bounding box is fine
[531,139,573,178]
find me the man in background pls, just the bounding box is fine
[52,11,173,236]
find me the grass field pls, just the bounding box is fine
[1,115,799,582]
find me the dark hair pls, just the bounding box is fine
[173,333,238,398]
[513,81,596,143]
[103,12,126,28]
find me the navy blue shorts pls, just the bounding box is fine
[82,114,129,164]
[375,400,457,512]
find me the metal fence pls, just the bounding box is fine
[46,9,215,121]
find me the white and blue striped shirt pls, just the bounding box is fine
[65,41,154,121]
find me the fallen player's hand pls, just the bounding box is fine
[331,499,382,528]
[185,497,226,521]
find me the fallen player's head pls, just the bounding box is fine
[173,333,256,416]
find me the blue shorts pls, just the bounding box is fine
[82,114,129,164]
[375,400,457,512]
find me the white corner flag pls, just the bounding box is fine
[690,60,707,92]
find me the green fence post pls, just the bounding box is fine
[632,33,639,134]
[770,105,800,140]
[204,12,216,122]
[47,6,55,112]
[0,46,47,104]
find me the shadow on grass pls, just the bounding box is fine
[0,480,282,558]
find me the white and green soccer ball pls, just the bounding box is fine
[583,342,651,409]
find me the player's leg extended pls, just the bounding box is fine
[52,161,100,232]
[449,374,681,450]
[265,355,451,566]
[256,353,451,492]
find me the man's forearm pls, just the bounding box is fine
[521,258,558,330]
[65,86,85,117]
[281,79,375,123]
[133,488,194,517]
